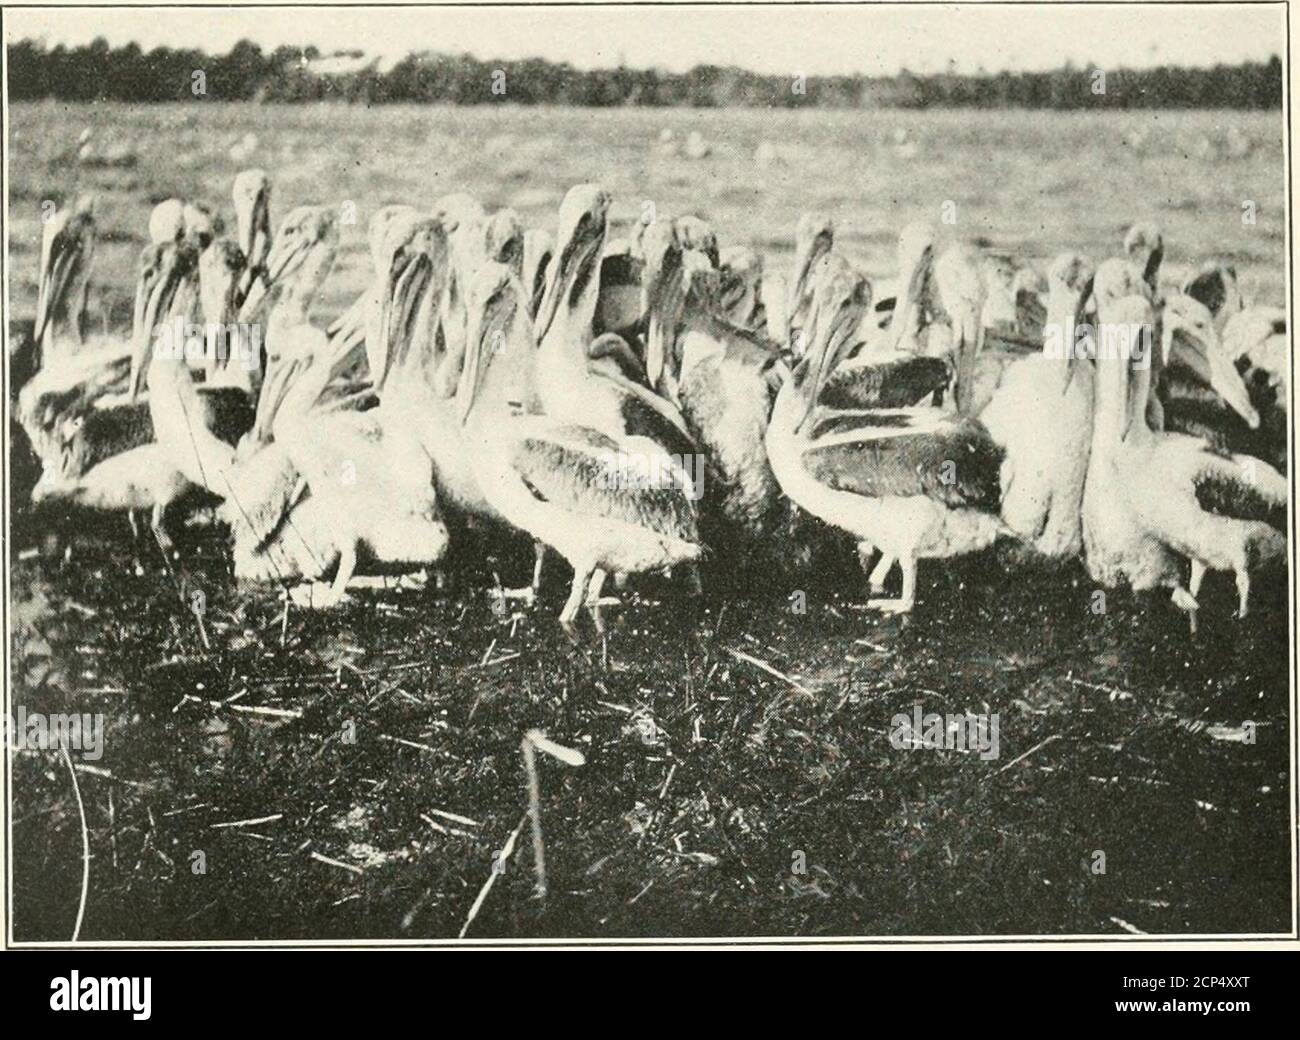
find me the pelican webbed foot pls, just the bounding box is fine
[584,568,622,609]
[867,553,896,594]
[1169,585,1199,614]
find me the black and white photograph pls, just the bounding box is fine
[2,1,1295,955]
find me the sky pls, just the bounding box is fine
[4,3,1286,77]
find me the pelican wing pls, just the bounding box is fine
[511,430,699,543]
[1190,449,1286,532]
[802,414,1003,511]
[219,441,307,550]
[599,371,699,459]
[820,355,950,411]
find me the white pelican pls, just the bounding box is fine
[641,220,788,562]
[460,262,703,633]
[716,245,768,334]
[1182,262,1244,334]
[786,212,833,343]
[32,242,250,546]
[533,185,696,460]
[237,205,342,405]
[979,253,1096,559]
[1086,294,1285,617]
[232,168,272,304]
[1222,306,1287,472]
[883,223,993,413]
[765,258,1005,613]
[32,196,97,367]
[326,204,420,359]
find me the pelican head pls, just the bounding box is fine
[181,202,218,251]
[35,195,96,356]
[198,240,246,325]
[237,205,340,322]
[484,209,524,277]
[149,199,186,245]
[1182,262,1243,327]
[888,220,939,352]
[232,169,272,299]
[1094,293,1155,442]
[534,183,611,343]
[796,255,872,433]
[1093,256,1153,313]
[674,216,719,268]
[1162,293,1260,429]
[129,241,199,399]
[1123,221,1163,290]
[640,219,684,390]
[369,211,454,388]
[460,262,533,424]
[787,212,834,339]
[1045,252,1095,388]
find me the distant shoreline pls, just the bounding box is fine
[5,40,1283,110]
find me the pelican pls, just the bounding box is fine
[979,253,1096,559]
[765,258,1005,613]
[232,168,272,303]
[641,220,788,565]
[1123,222,1163,298]
[533,185,695,459]
[326,204,419,358]
[238,205,342,398]
[32,196,96,367]
[882,223,993,413]
[32,241,252,546]
[1222,306,1288,474]
[786,212,833,343]
[1086,294,1285,617]
[1182,262,1244,334]
[716,245,768,334]
[1157,293,1261,443]
[224,279,449,606]
[460,262,703,633]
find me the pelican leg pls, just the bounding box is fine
[585,568,622,608]
[560,563,596,639]
[856,541,876,573]
[1169,584,1199,613]
[1189,559,1207,599]
[867,554,915,614]
[1235,568,1251,619]
[150,502,174,554]
[318,541,357,608]
[868,553,896,594]
[127,509,141,540]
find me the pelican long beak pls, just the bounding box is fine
[1057,274,1095,394]
[795,290,867,434]
[34,232,84,350]
[129,247,189,400]
[951,296,985,415]
[249,353,305,444]
[889,240,934,354]
[1164,314,1260,429]
[237,185,272,303]
[237,232,311,323]
[534,200,607,344]
[642,234,683,392]
[374,251,433,390]
[786,221,832,341]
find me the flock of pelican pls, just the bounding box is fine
[15,170,1289,635]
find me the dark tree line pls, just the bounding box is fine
[5,38,1283,108]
